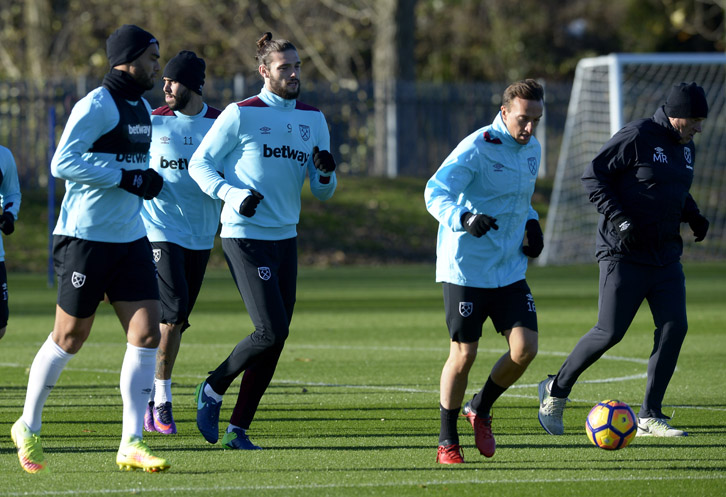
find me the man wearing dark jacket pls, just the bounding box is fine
[538,82,710,438]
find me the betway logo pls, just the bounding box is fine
[115,152,148,163]
[159,156,188,170]
[128,124,151,136]
[263,144,309,165]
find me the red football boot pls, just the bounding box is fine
[462,401,495,457]
[436,443,464,464]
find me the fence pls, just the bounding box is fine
[1,77,572,191]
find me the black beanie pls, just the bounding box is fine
[106,25,158,67]
[163,50,206,95]
[664,82,708,119]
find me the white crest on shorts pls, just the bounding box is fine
[258,267,271,281]
[459,301,473,317]
[71,271,86,288]
[152,249,161,263]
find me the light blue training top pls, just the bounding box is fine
[51,87,152,243]
[0,146,22,262]
[189,87,337,241]
[425,111,541,288]
[142,103,222,250]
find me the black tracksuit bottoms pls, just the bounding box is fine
[550,260,688,419]
[206,237,297,428]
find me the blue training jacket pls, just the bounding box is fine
[188,87,337,241]
[425,111,540,288]
[0,146,21,262]
[142,103,222,250]
[51,87,152,243]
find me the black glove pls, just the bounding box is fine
[688,213,709,242]
[312,146,336,175]
[0,211,14,236]
[239,190,264,217]
[461,212,499,238]
[522,219,544,258]
[119,169,164,200]
[611,214,640,249]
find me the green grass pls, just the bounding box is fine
[4,175,553,271]
[1,263,725,496]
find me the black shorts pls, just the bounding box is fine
[151,241,210,332]
[0,262,8,328]
[443,279,538,343]
[53,235,160,318]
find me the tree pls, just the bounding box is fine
[372,0,417,176]
[660,0,725,50]
[1,0,722,82]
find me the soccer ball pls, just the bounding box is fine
[585,399,636,450]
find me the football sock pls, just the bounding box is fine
[147,382,156,404]
[227,424,243,433]
[22,333,75,432]
[228,345,284,429]
[438,404,460,445]
[470,375,507,417]
[154,378,172,404]
[204,381,224,402]
[120,343,157,439]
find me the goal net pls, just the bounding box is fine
[541,53,726,265]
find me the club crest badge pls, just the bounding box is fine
[71,271,86,288]
[299,124,310,141]
[684,147,692,165]
[152,249,161,263]
[258,267,272,281]
[528,157,537,175]
[459,302,473,318]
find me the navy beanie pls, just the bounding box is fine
[163,50,206,95]
[664,82,708,119]
[106,24,158,67]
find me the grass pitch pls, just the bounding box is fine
[1,263,725,496]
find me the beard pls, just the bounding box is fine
[268,77,300,100]
[131,70,156,91]
[135,73,155,91]
[167,87,192,111]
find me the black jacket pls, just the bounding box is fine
[581,106,701,266]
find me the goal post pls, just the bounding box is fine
[540,53,726,265]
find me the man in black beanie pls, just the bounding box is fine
[141,50,222,437]
[538,81,710,438]
[10,25,169,474]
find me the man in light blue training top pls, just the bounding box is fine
[10,24,169,474]
[141,50,222,436]
[425,79,545,464]
[189,32,337,451]
[0,145,21,341]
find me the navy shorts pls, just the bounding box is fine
[53,235,160,318]
[151,241,210,332]
[443,279,538,343]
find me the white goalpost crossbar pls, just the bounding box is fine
[541,52,726,265]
